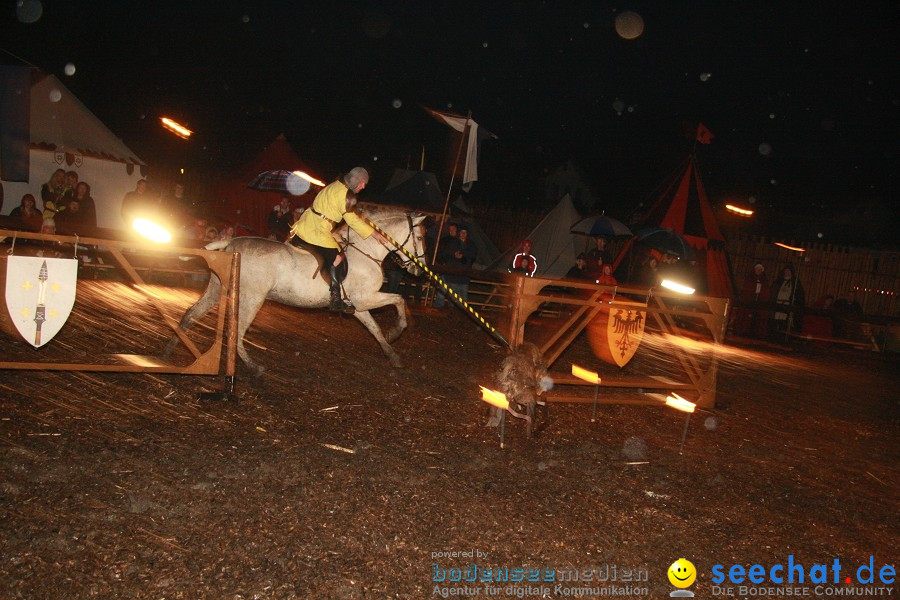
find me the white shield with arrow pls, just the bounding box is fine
[5,256,78,348]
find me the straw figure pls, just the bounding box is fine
[486,343,553,427]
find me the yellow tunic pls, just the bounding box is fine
[290,180,374,249]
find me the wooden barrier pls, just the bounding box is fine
[499,274,729,408]
[0,228,239,377]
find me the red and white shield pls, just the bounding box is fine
[5,256,78,348]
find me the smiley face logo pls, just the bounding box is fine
[668,558,697,588]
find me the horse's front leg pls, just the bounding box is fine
[352,309,404,368]
[355,292,408,344]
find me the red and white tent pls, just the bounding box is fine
[639,153,734,298]
[213,134,319,236]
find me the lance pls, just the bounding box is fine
[365,218,510,349]
[33,260,49,346]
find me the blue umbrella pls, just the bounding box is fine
[570,215,633,237]
[636,227,697,260]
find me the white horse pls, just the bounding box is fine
[166,210,427,374]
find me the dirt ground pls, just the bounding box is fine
[0,279,897,599]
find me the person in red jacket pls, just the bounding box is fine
[510,239,537,277]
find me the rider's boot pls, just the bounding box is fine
[328,265,355,314]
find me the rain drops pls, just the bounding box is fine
[758,142,772,156]
[482,42,489,48]
[615,11,644,40]
[612,98,625,114]
[699,72,712,82]
[817,232,824,239]
[49,88,62,103]
[391,98,402,109]
[241,14,249,23]
[64,63,76,76]
[16,0,42,23]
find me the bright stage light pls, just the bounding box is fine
[660,279,695,295]
[133,218,172,243]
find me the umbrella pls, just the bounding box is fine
[247,170,312,196]
[570,215,633,237]
[636,227,697,260]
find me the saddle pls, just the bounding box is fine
[287,238,347,286]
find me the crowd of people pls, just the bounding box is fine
[7,168,99,235]
[731,262,863,341]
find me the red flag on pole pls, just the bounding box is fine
[696,123,715,144]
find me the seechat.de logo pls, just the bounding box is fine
[668,558,697,597]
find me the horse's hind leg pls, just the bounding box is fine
[353,310,404,368]
[234,294,268,376]
[162,277,221,359]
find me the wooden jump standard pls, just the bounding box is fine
[0,228,239,381]
[500,273,730,409]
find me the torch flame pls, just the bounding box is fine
[160,117,193,139]
[479,386,509,410]
[665,393,696,413]
[774,242,806,253]
[571,364,600,384]
[725,204,754,216]
[292,170,327,187]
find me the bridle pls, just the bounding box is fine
[391,215,425,270]
[346,214,425,270]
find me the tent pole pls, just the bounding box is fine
[427,110,471,306]
[431,109,471,266]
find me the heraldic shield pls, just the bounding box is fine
[587,299,648,367]
[5,256,78,348]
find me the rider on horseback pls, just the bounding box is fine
[289,167,387,313]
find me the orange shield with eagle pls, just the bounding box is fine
[587,298,647,367]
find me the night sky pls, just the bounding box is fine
[4,1,898,245]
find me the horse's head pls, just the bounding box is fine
[370,210,427,276]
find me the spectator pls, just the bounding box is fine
[290,206,305,227]
[733,263,770,338]
[770,265,805,337]
[121,179,151,224]
[184,216,209,240]
[510,239,537,277]
[55,199,89,232]
[63,171,79,199]
[267,197,292,241]
[566,253,591,280]
[833,291,863,337]
[40,169,67,219]
[72,181,97,228]
[9,194,43,231]
[635,255,660,288]
[204,226,219,242]
[434,225,478,308]
[218,225,235,242]
[584,236,610,278]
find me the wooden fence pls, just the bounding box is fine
[727,234,899,318]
